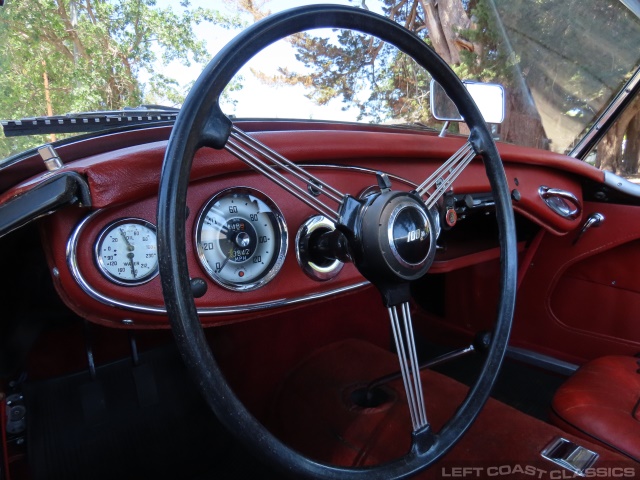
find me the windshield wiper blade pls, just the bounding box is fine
[66,105,180,118]
[1,106,179,138]
[390,122,439,132]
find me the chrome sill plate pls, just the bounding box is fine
[541,437,599,477]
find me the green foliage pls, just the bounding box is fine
[457,3,508,83]
[275,0,436,124]
[0,1,239,114]
[254,0,638,153]
[0,0,244,158]
[258,0,508,125]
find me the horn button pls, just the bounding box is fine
[389,202,431,266]
[356,191,437,287]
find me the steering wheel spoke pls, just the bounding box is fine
[225,125,342,223]
[388,302,428,431]
[416,139,476,208]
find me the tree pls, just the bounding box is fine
[234,0,638,158]
[595,96,640,174]
[0,0,242,157]
[238,0,548,148]
[623,113,640,175]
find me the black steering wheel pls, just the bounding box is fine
[157,5,517,479]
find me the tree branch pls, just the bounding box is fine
[55,0,89,60]
[85,0,98,24]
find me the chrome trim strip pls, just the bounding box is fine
[402,302,427,429]
[389,306,419,430]
[569,67,640,159]
[506,346,578,376]
[388,303,428,431]
[67,211,369,316]
[416,141,474,203]
[225,136,340,223]
[604,170,640,198]
[303,164,419,189]
[231,127,345,203]
[620,0,640,19]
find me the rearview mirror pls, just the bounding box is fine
[430,80,505,124]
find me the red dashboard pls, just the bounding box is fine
[4,127,595,329]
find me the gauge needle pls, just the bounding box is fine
[120,229,136,277]
[127,252,136,278]
[217,247,234,273]
[119,228,135,251]
[217,224,230,239]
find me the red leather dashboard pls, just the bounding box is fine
[14,127,591,329]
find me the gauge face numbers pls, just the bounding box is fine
[95,219,159,285]
[195,188,287,291]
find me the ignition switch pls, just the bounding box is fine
[442,192,457,229]
[445,208,457,227]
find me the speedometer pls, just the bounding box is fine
[194,188,288,291]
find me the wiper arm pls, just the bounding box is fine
[1,105,179,138]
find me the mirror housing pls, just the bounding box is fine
[431,80,506,124]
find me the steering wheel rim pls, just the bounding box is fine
[157,5,517,479]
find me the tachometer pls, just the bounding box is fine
[195,188,287,291]
[95,218,159,285]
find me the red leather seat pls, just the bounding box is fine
[550,355,640,461]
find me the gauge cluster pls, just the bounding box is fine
[60,167,411,326]
[91,187,288,293]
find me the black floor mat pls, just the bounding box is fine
[23,345,276,480]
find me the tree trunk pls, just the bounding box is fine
[419,0,546,149]
[596,124,624,173]
[500,87,547,150]
[596,96,640,174]
[42,60,57,142]
[419,0,471,65]
[622,113,640,175]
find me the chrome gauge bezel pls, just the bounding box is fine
[295,215,344,281]
[194,187,288,292]
[94,218,159,286]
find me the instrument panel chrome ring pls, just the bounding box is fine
[65,165,415,316]
[94,217,159,286]
[193,187,288,292]
[295,215,344,281]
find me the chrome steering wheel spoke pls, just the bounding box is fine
[225,125,343,224]
[388,301,428,432]
[416,140,476,208]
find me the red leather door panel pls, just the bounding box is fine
[513,201,640,364]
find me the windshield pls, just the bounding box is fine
[1,0,639,162]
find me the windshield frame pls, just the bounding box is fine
[568,67,640,160]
